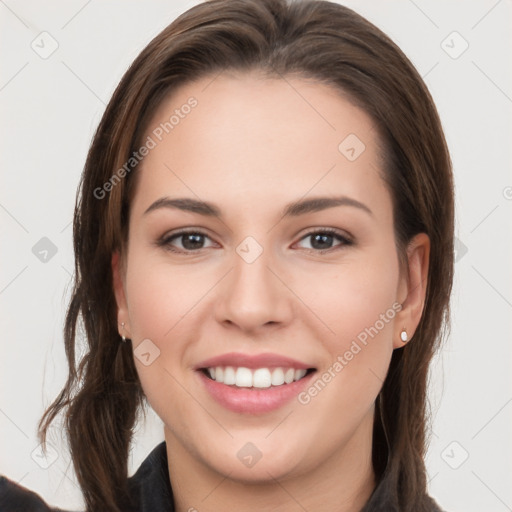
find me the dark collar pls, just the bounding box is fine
[128,442,444,512]
[127,442,175,511]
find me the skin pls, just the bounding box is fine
[113,71,429,512]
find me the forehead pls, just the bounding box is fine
[132,71,390,219]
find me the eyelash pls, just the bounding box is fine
[156,228,353,255]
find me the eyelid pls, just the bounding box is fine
[297,226,352,241]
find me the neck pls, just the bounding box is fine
[165,412,376,512]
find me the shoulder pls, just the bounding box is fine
[0,443,172,512]
[0,475,72,512]
[126,441,175,511]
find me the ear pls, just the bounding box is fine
[112,250,131,339]
[394,233,430,349]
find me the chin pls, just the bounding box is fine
[201,437,308,482]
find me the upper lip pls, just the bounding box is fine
[195,352,314,370]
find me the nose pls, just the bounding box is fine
[215,246,294,334]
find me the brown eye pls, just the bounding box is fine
[296,229,353,252]
[158,230,216,253]
[177,233,207,250]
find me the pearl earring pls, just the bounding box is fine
[400,328,408,343]
[121,322,127,343]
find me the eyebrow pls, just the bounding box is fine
[143,195,373,218]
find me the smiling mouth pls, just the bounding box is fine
[200,366,316,389]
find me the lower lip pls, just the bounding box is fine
[197,370,316,414]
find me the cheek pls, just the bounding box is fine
[124,253,204,342]
[291,246,399,420]
[291,253,399,452]
[123,255,186,378]
[124,255,203,426]
[123,251,221,399]
[293,248,400,352]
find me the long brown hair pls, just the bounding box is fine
[38,1,454,510]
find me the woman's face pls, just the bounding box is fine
[114,72,427,482]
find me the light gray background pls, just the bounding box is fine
[1,1,511,511]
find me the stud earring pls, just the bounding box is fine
[121,322,127,343]
[400,328,408,343]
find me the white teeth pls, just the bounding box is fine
[253,368,272,388]
[235,367,253,387]
[271,368,285,386]
[224,366,236,385]
[294,369,307,381]
[206,366,311,388]
[284,368,295,384]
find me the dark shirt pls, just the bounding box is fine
[0,441,444,511]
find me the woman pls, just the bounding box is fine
[0,0,453,510]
